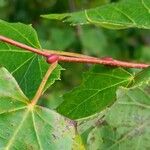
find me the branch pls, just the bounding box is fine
[0,35,149,68]
[58,56,149,68]
[31,61,58,106]
[0,35,93,59]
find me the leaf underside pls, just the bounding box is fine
[85,67,150,150]
[42,0,150,29]
[0,67,75,150]
[87,82,150,150]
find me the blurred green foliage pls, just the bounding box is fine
[0,0,150,110]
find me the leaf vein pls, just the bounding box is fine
[11,55,35,74]
[142,0,150,13]
[4,110,29,150]
[35,109,53,128]
[0,50,31,53]
[125,93,150,109]
[31,111,43,150]
[113,6,136,25]
[19,55,36,85]
[67,79,130,115]
[0,21,37,48]
[0,106,27,115]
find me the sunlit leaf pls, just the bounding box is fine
[0,67,75,149]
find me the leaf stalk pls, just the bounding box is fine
[31,61,58,105]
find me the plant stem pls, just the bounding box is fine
[0,35,92,59]
[0,35,149,68]
[0,35,49,57]
[31,61,58,106]
[58,56,149,68]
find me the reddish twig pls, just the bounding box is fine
[58,56,149,68]
[0,35,149,68]
[0,35,93,59]
[0,35,49,57]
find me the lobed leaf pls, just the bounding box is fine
[87,67,150,149]
[0,67,75,149]
[0,19,62,99]
[41,0,150,29]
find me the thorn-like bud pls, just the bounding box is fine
[47,54,59,64]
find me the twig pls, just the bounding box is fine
[58,56,149,68]
[0,35,149,68]
[31,61,58,105]
[0,35,93,59]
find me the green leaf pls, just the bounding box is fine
[57,66,133,119]
[132,66,150,86]
[87,125,115,150]
[77,110,107,145]
[41,0,150,29]
[87,126,103,150]
[0,19,62,99]
[87,77,150,149]
[0,67,75,149]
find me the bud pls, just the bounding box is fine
[46,54,59,63]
